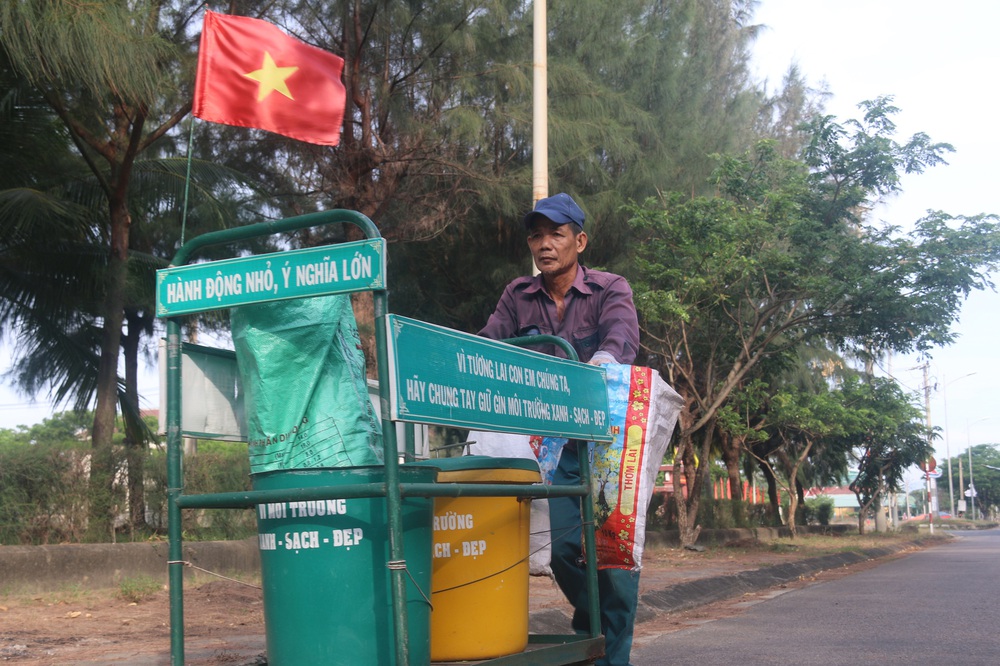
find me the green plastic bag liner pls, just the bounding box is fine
[231,294,382,473]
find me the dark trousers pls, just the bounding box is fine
[549,442,641,666]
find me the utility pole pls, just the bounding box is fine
[923,362,934,534]
[958,459,965,515]
[942,373,954,516]
[966,417,990,521]
[969,443,977,521]
[942,372,976,517]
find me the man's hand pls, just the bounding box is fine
[588,351,616,366]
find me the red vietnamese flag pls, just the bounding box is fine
[194,11,346,146]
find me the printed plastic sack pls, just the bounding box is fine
[465,431,568,485]
[467,431,555,576]
[590,364,683,570]
[231,294,383,474]
[529,435,569,485]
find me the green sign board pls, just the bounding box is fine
[156,239,386,317]
[384,315,612,441]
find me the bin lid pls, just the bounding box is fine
[410,455,541,483]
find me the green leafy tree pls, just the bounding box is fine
[713,376,777,526]
[1,90,257,540]
[0,1,236,538]
[964,444,1000,519]
[844,377,929,534]
[750,386,859,537]
[754,63,828,160]
[626,99,1000,546]
[715,345,852,527]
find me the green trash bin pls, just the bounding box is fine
[252,465,435,666]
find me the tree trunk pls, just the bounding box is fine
[343,200,378,380]
[122,309,147,533]
[857,498,872,535]
[874,494,888,533]
[786,492,799,537]
[720,431,746,526]
[351,291,378,378]
[677,417,716,547]
[88,198,130,541]
[672,434,701,547]
[757,458,781,526]
[795,477,806,528]
[783,440,815,538]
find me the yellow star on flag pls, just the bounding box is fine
[244,52,298,102]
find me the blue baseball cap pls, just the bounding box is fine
[523,193,585,229]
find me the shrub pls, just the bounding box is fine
[804,496,835,526]
[1,436,254,544]
[0,441,92,544]
[146,442,255,540]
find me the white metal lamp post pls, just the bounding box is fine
[966,416,991,521]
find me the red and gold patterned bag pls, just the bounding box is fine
[590,365,683,570]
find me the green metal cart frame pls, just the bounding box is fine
[158,210,607,666]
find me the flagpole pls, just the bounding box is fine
[179,116,196,247]
[532,0,547,205]
[531,0,547,278]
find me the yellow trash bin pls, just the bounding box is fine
[414,456,541,661]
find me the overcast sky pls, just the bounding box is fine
[3,1,999,478]
[752,1,1000,480]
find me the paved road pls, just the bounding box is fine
[632,529,1000,665]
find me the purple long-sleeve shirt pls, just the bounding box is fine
[479,265,639,364]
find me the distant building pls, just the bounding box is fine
[804,486,860,520]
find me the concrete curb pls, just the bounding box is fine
[0,525,882,596]
[528,539,927,634]
[638,547,897,615]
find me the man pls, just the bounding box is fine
[479,192,641,666]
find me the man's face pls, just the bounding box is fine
[527,218,588,279]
